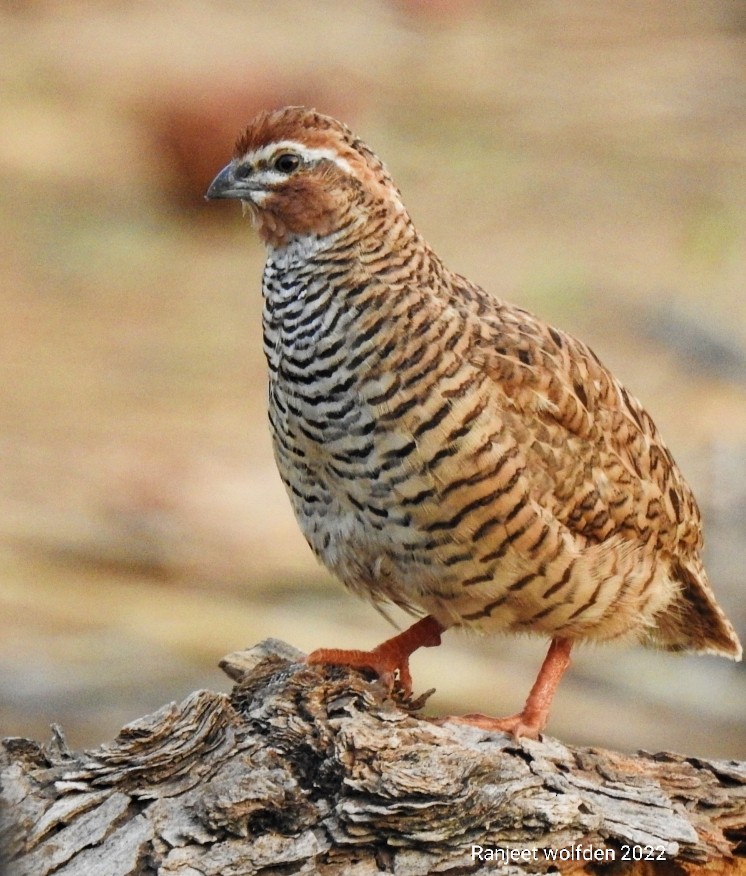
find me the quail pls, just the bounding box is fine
[206,106,742,738]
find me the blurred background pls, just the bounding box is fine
[1,0,744,758]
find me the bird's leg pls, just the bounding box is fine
[444,637,573,739]
[305,615,445,695]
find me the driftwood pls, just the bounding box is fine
[1,639,744,876]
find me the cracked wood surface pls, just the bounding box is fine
[1,639,744,875]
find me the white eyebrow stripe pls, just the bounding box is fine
[238,141,353,174]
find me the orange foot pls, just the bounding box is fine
[305,615,444,695]
[441,709,546,740]
[436,637,573,740]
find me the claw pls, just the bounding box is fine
[435,710,544,739]
[303,615,444,696]
[305,645,410,693]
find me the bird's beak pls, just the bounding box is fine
[205,163,245,200]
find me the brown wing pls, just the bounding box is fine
[466,293,740,657]
[469,297,701,557]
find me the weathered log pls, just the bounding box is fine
[1,639,744,875]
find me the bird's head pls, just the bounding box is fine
[206,106,407,249]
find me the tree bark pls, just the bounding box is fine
[1,639,744,875]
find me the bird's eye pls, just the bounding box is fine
[273,153,301,174]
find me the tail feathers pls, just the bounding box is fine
[650,561,742,660]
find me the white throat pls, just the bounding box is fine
[266,229,342,270]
